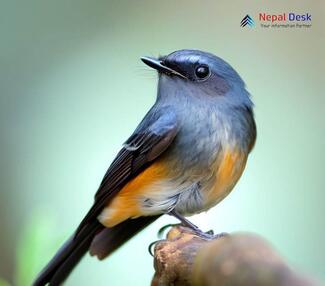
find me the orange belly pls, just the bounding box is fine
[99,149,247,227]
[98,160,168,227]
[204,149,247,210]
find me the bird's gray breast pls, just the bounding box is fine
[160,103,253,215]
[168,105,227,170]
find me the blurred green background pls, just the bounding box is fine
[0,0,324,285]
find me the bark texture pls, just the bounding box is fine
[151,226,320,286]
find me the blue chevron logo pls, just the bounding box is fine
[241,15,255,27]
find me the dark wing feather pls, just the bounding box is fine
[75,106,179,236]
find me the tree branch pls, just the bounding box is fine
[151,226,320,286]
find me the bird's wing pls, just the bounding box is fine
[75,105,179,236]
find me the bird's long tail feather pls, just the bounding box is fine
[33,216,159,286]
[33,220,103,286]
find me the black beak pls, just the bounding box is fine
[141,57,186,79]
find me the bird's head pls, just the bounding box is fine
[141,49,253,109]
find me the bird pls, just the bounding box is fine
[33,49,256,285]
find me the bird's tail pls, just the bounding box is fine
[33,220,103,286]
[33,216,159,286]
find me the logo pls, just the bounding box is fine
[240,15,255,27]
[240,12,312,29]
[259,12,311,23]
[258,12,312,28]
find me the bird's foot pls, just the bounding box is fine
[168,209,228,240]
[187,226,228,240]
[157,223,181,238]
[149,223,182,256]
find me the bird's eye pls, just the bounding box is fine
[195,65,210,79]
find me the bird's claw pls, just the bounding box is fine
[157,223,181,238]
[148,240,161,257]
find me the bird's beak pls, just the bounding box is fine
[141,57,187,79]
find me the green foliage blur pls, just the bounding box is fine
[0,213,64,286]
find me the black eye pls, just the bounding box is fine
[195,65,210,79]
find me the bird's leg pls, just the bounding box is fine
[169,210,199,229]
[168,210,222,240]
